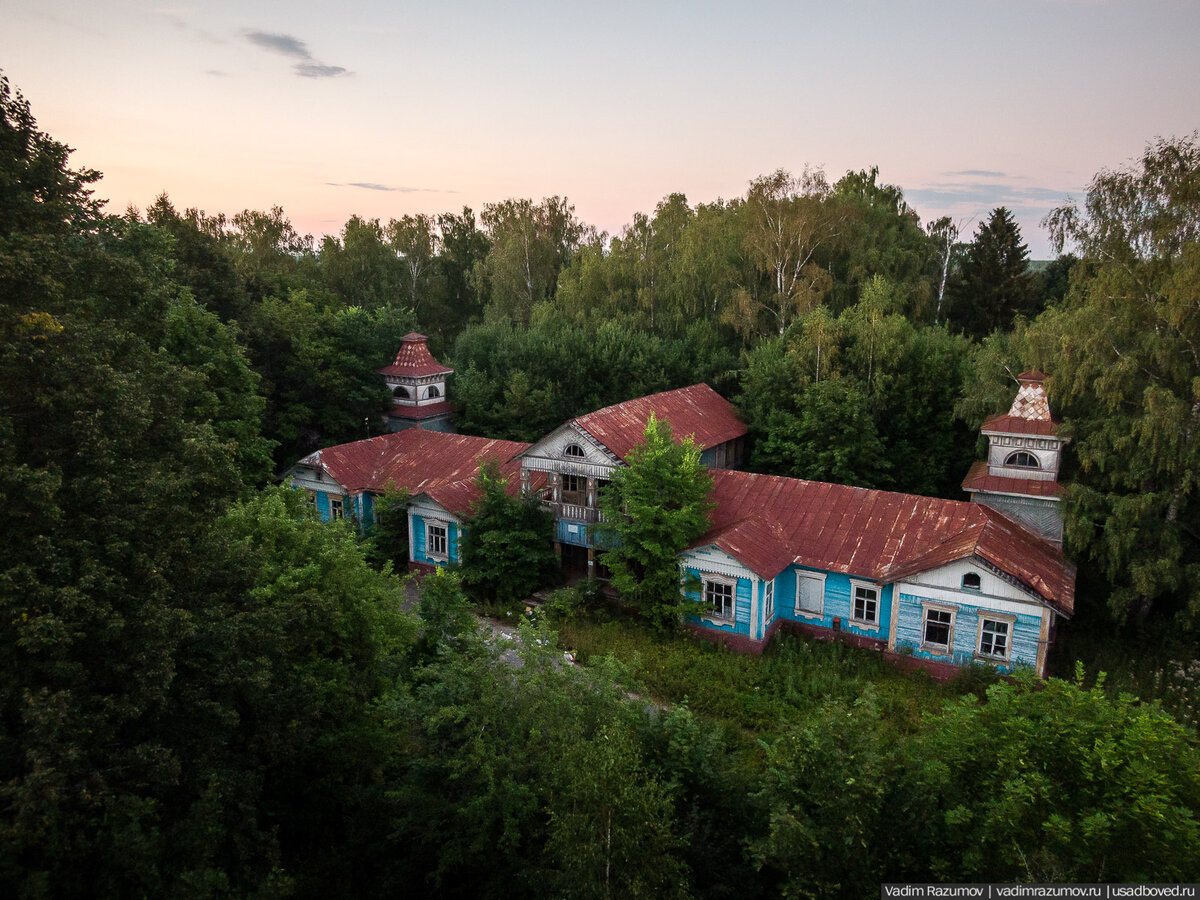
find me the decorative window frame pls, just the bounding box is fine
[976,612,1016,662]
[849,579,881,631]
[699,572,736,623]
[563,443,586,459]
[794,571,827,619]
[1004,450,1040,469]
[920,601,957,653]
[426,519,450,561]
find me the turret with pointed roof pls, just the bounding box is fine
[962,371,1069,545]
[378,333,455,433]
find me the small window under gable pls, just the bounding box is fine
[1004,450,1039,469]
[962,572,982,592]
[563,443,586,458]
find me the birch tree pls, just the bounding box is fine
[722,168,838,340]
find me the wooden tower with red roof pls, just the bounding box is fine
[378,333,455,433]
[961,371,1069,545]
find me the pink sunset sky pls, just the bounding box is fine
[4,0,1198,258]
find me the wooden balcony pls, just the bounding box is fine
[542,500,605,524]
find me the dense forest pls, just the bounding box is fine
[2,70,1199,896]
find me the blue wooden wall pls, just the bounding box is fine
[766,566,892,642]
[683,566,753,637]
[892,592,1041,672]
[411,511,460,566]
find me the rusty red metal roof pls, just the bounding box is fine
[296,430,529,515]
[981,413,1060,436]
[1018,369,1048,383]
[574,384,746,461]
[378,333,454,378]
[961,460,1065,498]
[387,400,454,420]
[700,469,1074,614]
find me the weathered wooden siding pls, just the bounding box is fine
[769,567,891,641]
[682,567,753,638]
[892,591,1043,673]
[557,518,590,547]
[409,511,461,567]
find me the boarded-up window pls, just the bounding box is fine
[796,574,824,616]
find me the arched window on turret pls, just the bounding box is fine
[563,444,585,458]
[426,385,441,399]
[1004,450,1040,469]
[393,386,410,399]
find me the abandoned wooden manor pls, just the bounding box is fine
[288,334,1075,677]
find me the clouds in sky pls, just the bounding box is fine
[244,30,348,78]
[326,182,455,194]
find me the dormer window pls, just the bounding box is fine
[962,572,981,592]
[563,444,585,458]
[1004,450,1040,469]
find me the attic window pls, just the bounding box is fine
[1005,450,1040,469]
[962,572,981,592]
[563,443,586,458]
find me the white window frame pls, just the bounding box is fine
[563,443,586,458]
[976,613,1016,662]
[701,573,736,622]
[849,579,881,630]
[1004,450,1040,469]
[329,495,344,520]
[763,580,774,621]
[920,602,956,653]
[426,520,449,560]
[794,571,826,619]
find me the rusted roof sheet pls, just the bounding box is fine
[700,469,1074,614]
[388,400,454,420]
[574,384,746,461]
[377,333,454,377]
[297,430,529,515]
[961,460,1065,498]
[981,413,1060,436]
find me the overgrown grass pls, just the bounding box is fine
[556,612,974,743]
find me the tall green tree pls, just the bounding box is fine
[477,196,588,323]
[598,415,714,632]
[458,460,559,605]
[723,168,837,340]
[1032,134,1200,622]
[949,206,1037,338]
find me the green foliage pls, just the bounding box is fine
[417,567,477,649]
[895,669,1200,882]
[948,206,1037,338]
[363,485,410,570]
[458,460,558,604]
[741,286,973,495]
[1032,134,1200,622]
[598,415,715,632]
